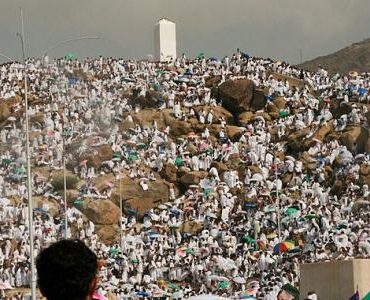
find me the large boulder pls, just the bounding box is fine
[273,97,286,110]
[131,109,166,129]
[312,121,334,143]
[286,127,311,152]
[112,177,170,206]
[33,196,60,218]
[0,102,11,123]
[340,126,369,153]
[226,125,243,141]
[238,111,254,125]
[123,197,156,217]
[329,100,352,118]
[180,171,208,187]
[180,220,204,234]
[159,163,178,183]
[0,96,21,123]
[251,89,266,111]
[225,153,240,170]
[210,161,229,175]
[194,105,234,124]
[95,225,120,244]
[219,79,255,114]
[51,170,79,191]
[129,90,160,109]
[85,200,120,225]
[205,75,222,98]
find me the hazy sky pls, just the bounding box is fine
[1,0,369,64]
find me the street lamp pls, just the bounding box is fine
[41,35,100,59]
[17,8,37,300]
[0,50,15,62]
[116,173,124,251]
[274,146,282,243]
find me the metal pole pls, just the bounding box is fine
[0,50,15,62]
[63,126,68,238]
[18,8,37,300]
[275,150,281,243]
[62,83,69,238]
[41,35,100,58]
[119,174,123,250]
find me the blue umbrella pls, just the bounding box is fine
[136,291,149,297]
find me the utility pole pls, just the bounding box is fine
[17,8,36,300]
[275,146,281,243]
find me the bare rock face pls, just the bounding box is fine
[111,177,170,213]
[340,126,369,153]
[123,197,156,217]
[159,163,178,183]
[273,97,286,110]
[85,200,120,225]
[210,161,228,175]
[219,79,255,114]
[252,89,266,111]
[0,102,11,123]
[226,125,243,141]
[129,90,161,109]
[180,171,208,187]
[194,105,234,124]
[33,196,60,218]
[0,96,21,124]
[95,224,120,244]
[238,111,254,125]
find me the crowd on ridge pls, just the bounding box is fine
[0,50,369,299]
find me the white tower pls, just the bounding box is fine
[154,18,177,62]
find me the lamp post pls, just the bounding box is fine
[0,51,15,62]
[17,8,37,300]
[274,146,282,243]
[116,173,123,251]
[41,35,100,59]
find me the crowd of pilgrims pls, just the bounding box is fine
[0,50,369,299]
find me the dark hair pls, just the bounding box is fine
[36,239,98,300]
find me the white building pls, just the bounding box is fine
[154,18,177,62]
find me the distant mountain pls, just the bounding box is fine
[298,38,370,75]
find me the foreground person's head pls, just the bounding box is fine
[36,239,98,300]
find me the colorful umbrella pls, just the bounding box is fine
[273,241,295,254]
[285,207,299,216]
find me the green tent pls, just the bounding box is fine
[363,292,370,300]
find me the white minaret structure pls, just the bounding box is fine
[154,18,177,62]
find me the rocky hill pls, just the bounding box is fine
[298,38,370,74]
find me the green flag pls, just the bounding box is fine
[65,52,75,61]
[197,52,205,59]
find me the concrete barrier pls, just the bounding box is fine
[300,259,370,300]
